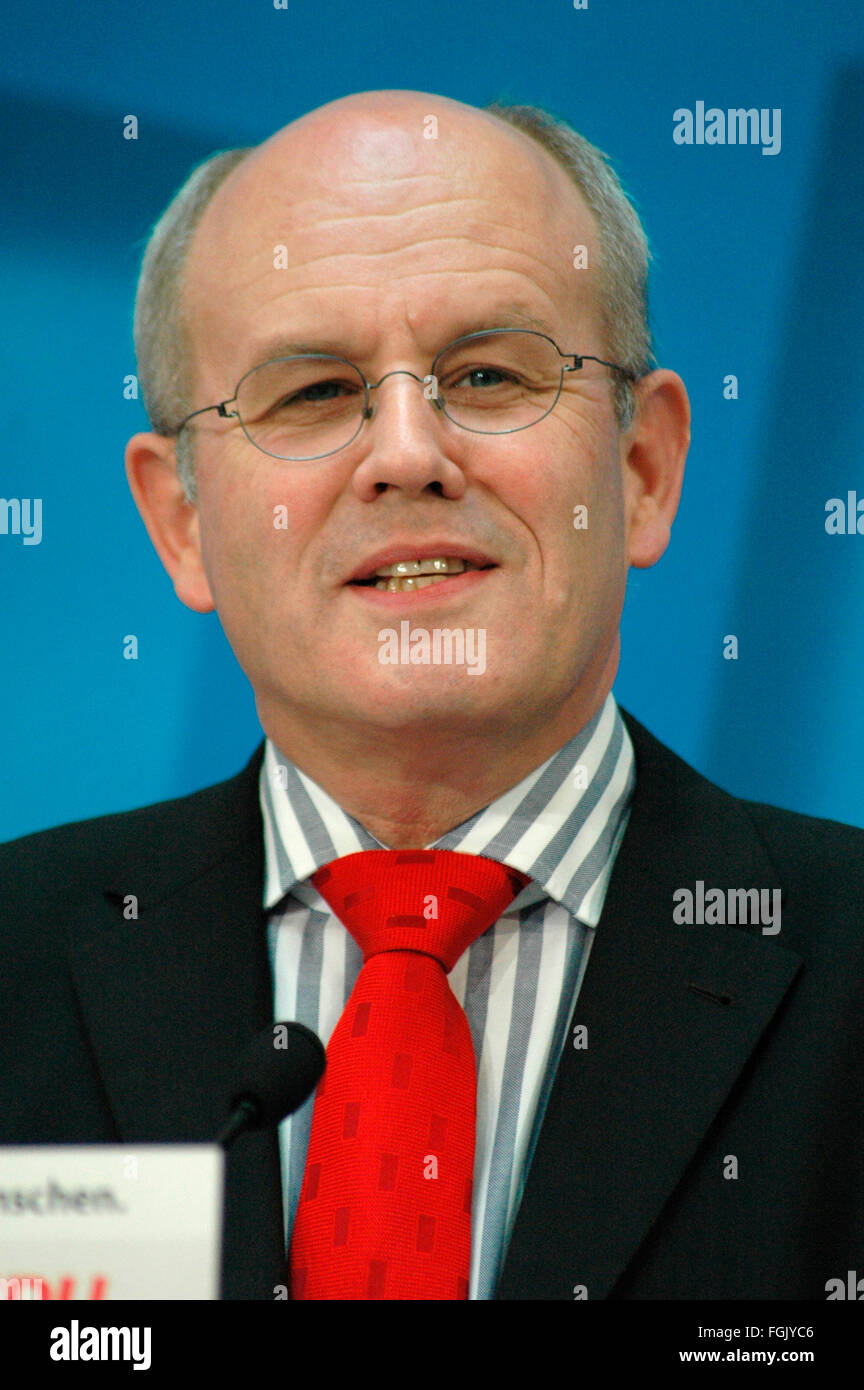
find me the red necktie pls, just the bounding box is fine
[288,848,529,1300]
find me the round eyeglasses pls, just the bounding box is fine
[171,328,637,462]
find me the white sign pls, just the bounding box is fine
[0,1146,224,1300]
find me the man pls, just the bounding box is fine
[1,90,862,1301]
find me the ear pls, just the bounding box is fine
[619,369,690,569]
[124,431,216,613]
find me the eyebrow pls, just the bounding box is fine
[449,307,559,339]
[241,306,560,372]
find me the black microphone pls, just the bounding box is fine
[215,1021,326,1150]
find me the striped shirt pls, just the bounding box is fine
[260,691,635,1299]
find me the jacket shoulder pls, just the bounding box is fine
[737,794,864,899]
[0,744,265,911]
[621,707,864,941]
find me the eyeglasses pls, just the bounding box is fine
[171,328,637,462]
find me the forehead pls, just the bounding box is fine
[183,100,602,375]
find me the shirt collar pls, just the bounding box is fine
[260,691,635,926]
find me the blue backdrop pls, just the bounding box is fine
[2,0,863,841]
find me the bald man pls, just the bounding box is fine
[2,91,863,1302]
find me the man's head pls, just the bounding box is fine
[125,90,689,801]
[134,98,657,507]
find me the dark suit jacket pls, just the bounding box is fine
[2,710,863,1300]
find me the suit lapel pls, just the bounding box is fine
[497,711,802,1299]
[66,744,283,1299]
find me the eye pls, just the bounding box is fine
[262,380,362,419]
[297,380,353,402]
[457,366,516,388]
[280,378,359,407]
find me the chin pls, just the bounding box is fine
[358,681,497,727]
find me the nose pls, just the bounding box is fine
[349,368,466,502]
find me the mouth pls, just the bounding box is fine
[347,539,500,594]
[349,556,495,593]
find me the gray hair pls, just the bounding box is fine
[133,103,653,503]
[133,147,252,502]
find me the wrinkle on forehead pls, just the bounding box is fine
[189,90,593,271]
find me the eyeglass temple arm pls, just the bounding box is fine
[564,354,638,381]
[172,398,238,435]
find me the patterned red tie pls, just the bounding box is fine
[288,848,529,1300]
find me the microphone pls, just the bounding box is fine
[215,1021,326,1150]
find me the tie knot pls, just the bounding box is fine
[311,849,530,972]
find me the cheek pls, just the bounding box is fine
[522,429,627,616]
[549,412,626,548]
[197,450,332,594]
[498,417,622,559]
[486,428,579,540]
[197,471,257,595]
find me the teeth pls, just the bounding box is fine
[376,573,456,592]
[374,557,469,578]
